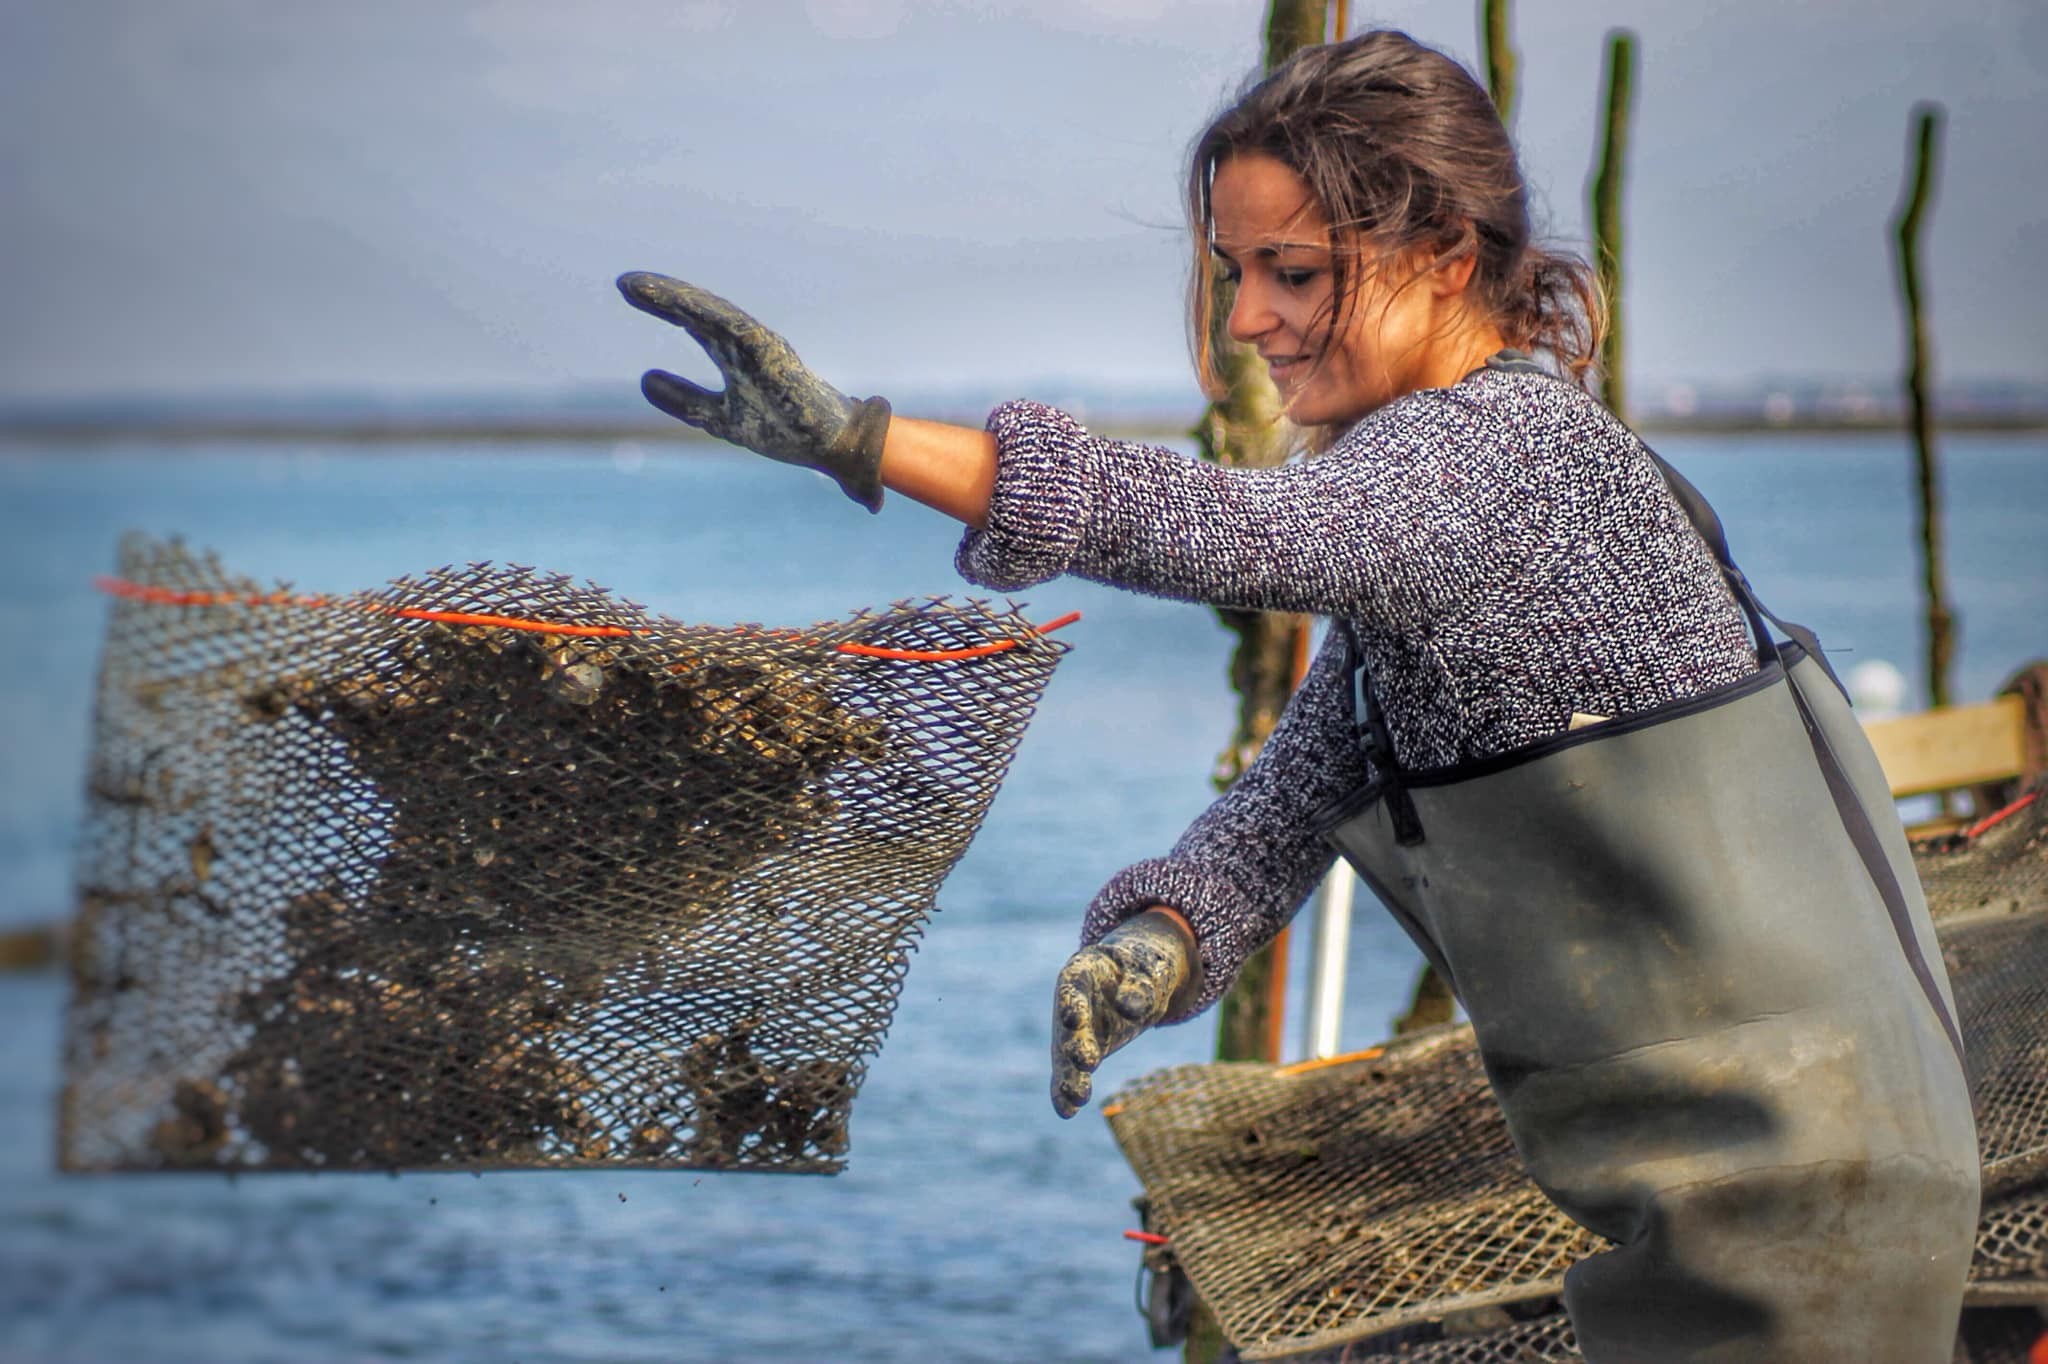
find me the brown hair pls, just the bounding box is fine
[1187,30,1605,402]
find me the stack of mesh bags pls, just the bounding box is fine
[1108,782,2048,1362]
[61,535,1066,1175]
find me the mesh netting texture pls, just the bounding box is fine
[1278,1310,1579,1363]
[1108,784,2048,1360]
[1266,1302,2047,1364]
[61,536,1067,1174]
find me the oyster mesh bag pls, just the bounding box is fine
[1107,784,2048,1360]
[61,536,1068,1174]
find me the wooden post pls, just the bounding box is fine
[1481,0,1516,126]
[1590,29,1636,420]
[1891,104,1954,714]
[1200,0,1327,1075]
[1188,18,1327,1362]
[1264,0,1325,57]
[0,923,61,971]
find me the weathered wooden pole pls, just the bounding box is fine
[1186,20,1328,1362]
[1264,0,1325,56]
[1199,0,1328,1074]
[1590,29,1636,420]
[1891,103,1955,713]
[1481,0,1516,126]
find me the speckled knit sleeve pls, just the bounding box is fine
[1081,627,1366,1020]
[956,394,1533,623]
[957,371,1759,1018]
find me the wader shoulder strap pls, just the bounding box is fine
[1336,619,1424,846]
[1633,436,1963,1064]
[1345,350,1965,1059]
[1781,668,1969,1063]
[1637,443,1849,697]
[1478,352,1839,692]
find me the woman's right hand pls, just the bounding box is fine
[1050,908,1200,1118]
[618,271,893,512]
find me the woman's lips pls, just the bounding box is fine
[1265,355,1310,384]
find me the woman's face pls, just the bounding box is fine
[1210,152,1471,427]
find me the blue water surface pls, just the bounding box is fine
[0,431,2042,1363]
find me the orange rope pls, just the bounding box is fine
[836,610,1082,661]
[1961,789,2039,842]
[1273,1045,1385,1078]
[93,575,1079,659]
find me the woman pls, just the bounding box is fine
[620,31,1979,1363]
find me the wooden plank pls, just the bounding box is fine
[1864,694,2028,797]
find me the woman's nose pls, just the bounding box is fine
[1226,278,1277,345]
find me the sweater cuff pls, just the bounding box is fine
[1082,857,1267,1023]
[954,400,1097,591]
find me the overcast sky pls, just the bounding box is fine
[3,0,2043,406]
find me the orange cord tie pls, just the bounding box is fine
[1961,789,2040,842]
[93,576,1078,660]
[1273,1045,1386,1078]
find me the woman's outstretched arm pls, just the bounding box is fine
[1046,628,1367,1115]
[619,270,1538,626]
[1080,626,1364,1020]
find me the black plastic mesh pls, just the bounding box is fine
[1928,793,2048,1296]
[61,535,1066,1174]
[1109,785,2048,1360]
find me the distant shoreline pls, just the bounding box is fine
[4,412,2046,445]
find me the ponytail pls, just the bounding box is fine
[1501,248,1606,389]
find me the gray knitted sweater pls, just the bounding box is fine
[954,364,1758,1018]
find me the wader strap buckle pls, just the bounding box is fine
[1341,622,1426,846]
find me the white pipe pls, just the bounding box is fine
[1300,863,1356,1060]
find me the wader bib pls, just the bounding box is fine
[1313,365,1981,1363]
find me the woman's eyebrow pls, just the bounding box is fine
[1211,239,1328,261]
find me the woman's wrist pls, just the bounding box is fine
[1133,905,1203,1015]
[1137,904,1195,944]
[879,415,998,528]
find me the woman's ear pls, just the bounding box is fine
[1427,242,1481,297]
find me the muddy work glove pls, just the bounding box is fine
[618,271,892,512]
[1051,909,1201,1119]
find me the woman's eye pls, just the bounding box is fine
[1278,268,1320,288]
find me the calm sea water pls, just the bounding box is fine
[0,431,2043,1363]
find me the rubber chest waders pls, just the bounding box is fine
[1313,359,1981,1364]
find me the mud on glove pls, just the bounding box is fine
[618,271,891,512]
[1050,909,1201,1119]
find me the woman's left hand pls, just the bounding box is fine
[1050,908,1200,1118]
[618,271,892,511]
